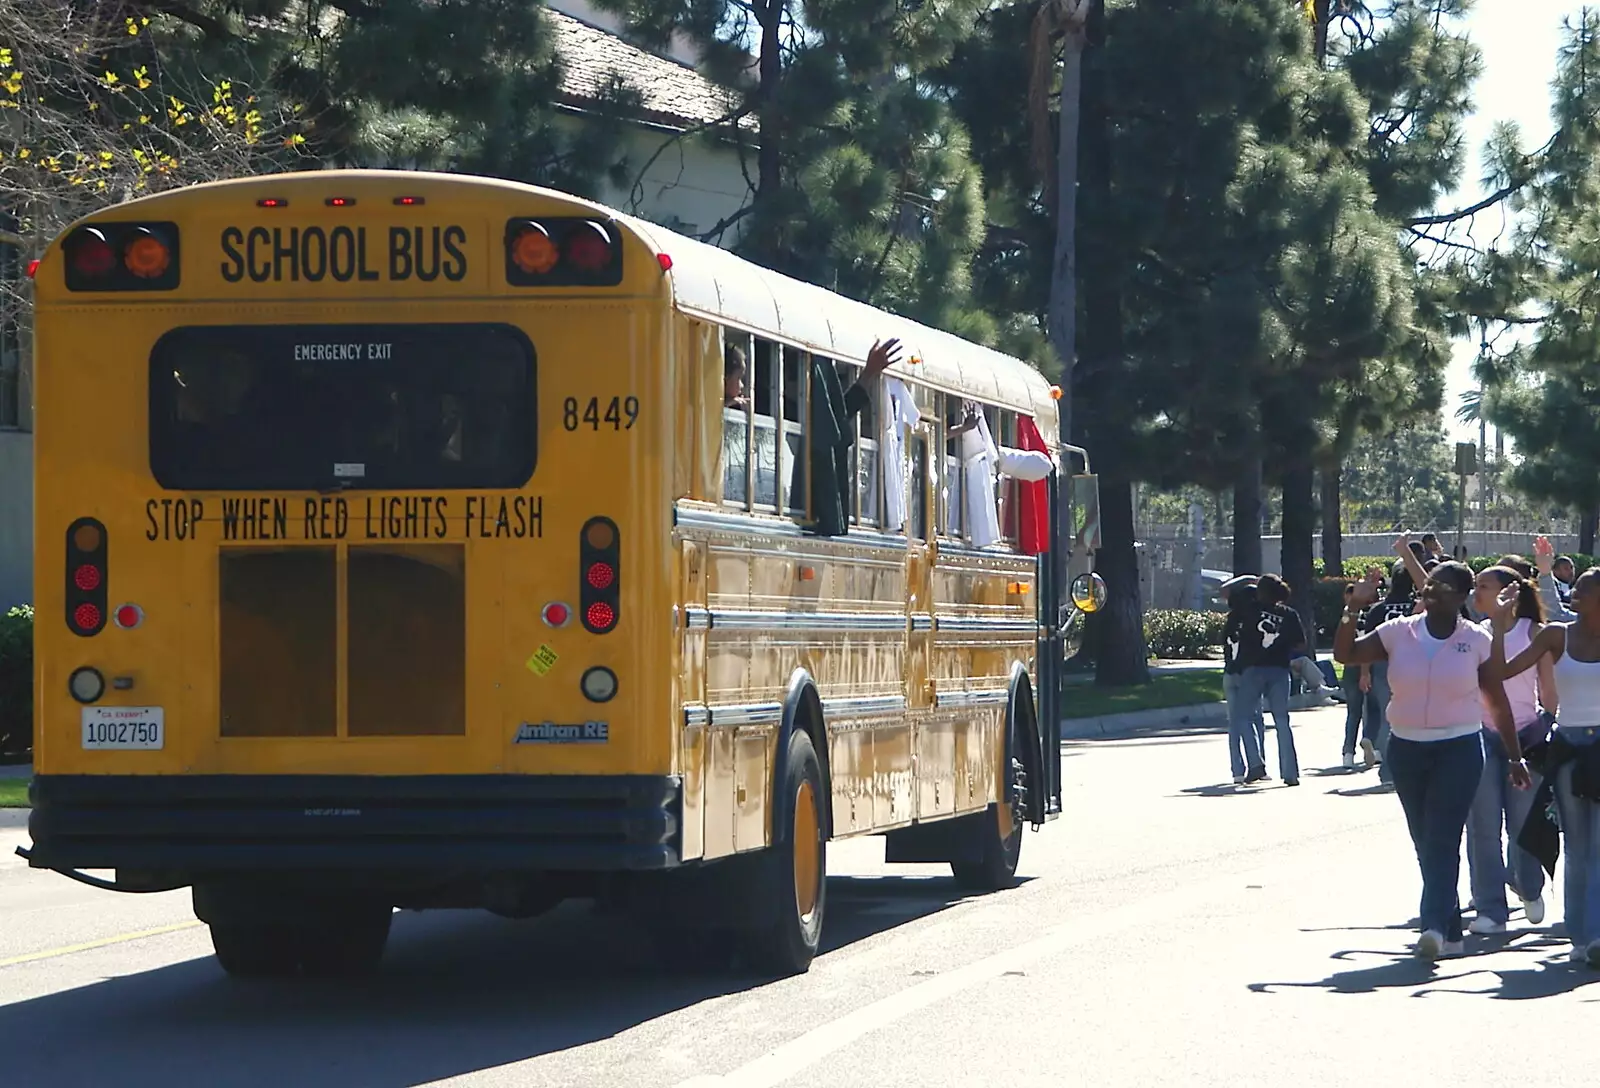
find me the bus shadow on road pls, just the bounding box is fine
[0,873,996,1088]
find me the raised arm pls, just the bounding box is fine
[1534,535,1577,623]
[1334,569,1388,666]
[1392,532,1430,595]
[1489,586,1565,681]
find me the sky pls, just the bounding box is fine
[1440,1,1589,445]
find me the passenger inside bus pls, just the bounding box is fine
[724,343,747,410]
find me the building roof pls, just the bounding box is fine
[547,10,749,132]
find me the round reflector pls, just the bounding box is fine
[124,229,171,278]
[542,601,571,628]
[67,228,116,278]
[73,602,102,632]
[73,564,102,592]
[114,603,143,629]
[510,222,559,275]
[586,601,616,630]
[586,562,615,591]
[72,522,103,553]
[564,221,612,273]
[69,666,106,704]
[581,666,618,703]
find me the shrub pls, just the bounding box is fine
[1144,609,1227,660]
[0,605,32,760]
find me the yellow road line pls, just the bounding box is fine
[0,920,204,968]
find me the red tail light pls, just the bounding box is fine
[564,221,612,273]
[67,228,115,279]
[66,517,107,637]
[325,196,355,207]
[580,517,620,634]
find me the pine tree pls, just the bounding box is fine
[594,0,996,333]
[1483,11,1600,550]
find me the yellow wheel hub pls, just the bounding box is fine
[793,779,820,921]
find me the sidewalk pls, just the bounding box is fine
[1063,690,1337,740]
[0,763,29,779]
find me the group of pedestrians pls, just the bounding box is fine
[1329,533,1600,965]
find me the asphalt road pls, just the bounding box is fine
[2,706,1595,1087]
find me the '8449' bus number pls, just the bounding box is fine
[564,396,638,432]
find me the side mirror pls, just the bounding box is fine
[1070,572,1107,614]
[1068,473,1101,552]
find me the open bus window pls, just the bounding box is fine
[750,338,780,510]
[835,360,880,528]
[782,345,808,518]
[722,330,753,508]
[149,324,534,491]
[942,394,968,540]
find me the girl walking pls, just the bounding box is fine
[1336,562,1526,959]
[1465,564,1554,933]
[1490,566,1600,965]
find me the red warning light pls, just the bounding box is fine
[586,601,616,630]
[586,562,615,591]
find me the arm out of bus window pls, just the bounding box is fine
[841,338,903,424]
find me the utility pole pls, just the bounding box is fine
[1455,441,1477,559]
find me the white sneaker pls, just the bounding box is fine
[1342,752,1356,769]
[1521,895,1546,926]
[1586,940,1600,968]
[1469,915,1506,935]
[1360,738,1379,767]
[1569,947,1585,964]
[1441,939,1465,958]
[1232,773,1245,785]
[1415,930,1444,959]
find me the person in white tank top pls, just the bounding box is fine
[1465,563,1556,933]
[1490,565,1600,966]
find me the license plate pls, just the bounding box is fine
[81,707,165,750]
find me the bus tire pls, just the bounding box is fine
[209,924,300,978]
[950,746,1026,891]
[742,729,827,976]
[296,909,393,976]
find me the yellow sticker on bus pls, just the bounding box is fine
[525,645,560,676]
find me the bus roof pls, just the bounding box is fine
[43,169,1062,442]
[625,220,1061,438]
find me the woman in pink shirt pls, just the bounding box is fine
[1336,561,1528,960]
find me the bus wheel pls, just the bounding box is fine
[742,729,827,976]
[950,749,1026,891]
[296,909,393,976]
[209,925,300,978]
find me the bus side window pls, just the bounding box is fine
[998,409,1020,547]
[782,346,808,519]
[722,329,753,509]
[751,339,780,510]
[942,394,966,540]
[841,361,880,528]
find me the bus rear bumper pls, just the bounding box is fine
[24,774,682,875]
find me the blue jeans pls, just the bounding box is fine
[1224,672,1265,778]
[1341,668,1381,754]
[1553,725,1600,948]
[1367,661,1393,784]
[1237,666,1297,781]
[1386,732,1484,942]
[1465,726,1545,924]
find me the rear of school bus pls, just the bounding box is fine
[24,171,696,976]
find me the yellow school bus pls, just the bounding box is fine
[22,170,1104,977]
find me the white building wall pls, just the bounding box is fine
[562,115,750,245]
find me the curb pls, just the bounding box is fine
[1062,692,1337,740]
